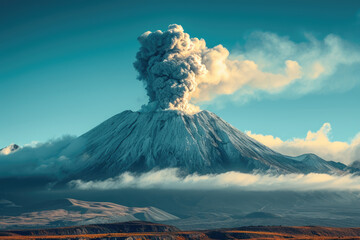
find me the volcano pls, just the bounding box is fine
[61,109,349,180]
[56,24,352,180]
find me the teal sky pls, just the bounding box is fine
[1,0,360,147]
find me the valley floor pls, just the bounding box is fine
[2,225,360,240]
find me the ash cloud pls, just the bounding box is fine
[134,24,360,110]
[134,24,207,113]
[134,24,302,113]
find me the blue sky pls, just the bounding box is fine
[1,0,360,147]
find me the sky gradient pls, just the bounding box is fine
[1,0,360,148]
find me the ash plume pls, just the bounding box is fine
[134,24,302,113]
[134,24,207,113]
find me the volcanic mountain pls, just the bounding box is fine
[60,109,350,180]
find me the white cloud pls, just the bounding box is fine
[192,47,303,102]
[246,123,360,164]
[69,168,360,191]
[219,32,360,103]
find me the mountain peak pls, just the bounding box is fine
[0,144,19,155]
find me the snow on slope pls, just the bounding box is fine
[0,144,19,155]
[62,110,349,180]
[0,198,178,229]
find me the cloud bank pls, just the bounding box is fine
[134,24,360,111]
[0,136,77,178]
[69,168,360,191]
[246,123,360,164]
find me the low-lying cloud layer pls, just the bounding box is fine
[246,123,360,165]
[134,24,360,112]
[69,168,360,191]
[0,136,76,178]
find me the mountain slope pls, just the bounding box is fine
[0,199,178,229]
[0,144,19,155]
[62,110,349,180]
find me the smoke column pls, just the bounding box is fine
[134,24,206,113]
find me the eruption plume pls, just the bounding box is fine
[134,24,302,113]
[134,24,206,113]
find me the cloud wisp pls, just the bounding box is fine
[246,123,360,165]
[134,24,360,111]
[69,168,360,191]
